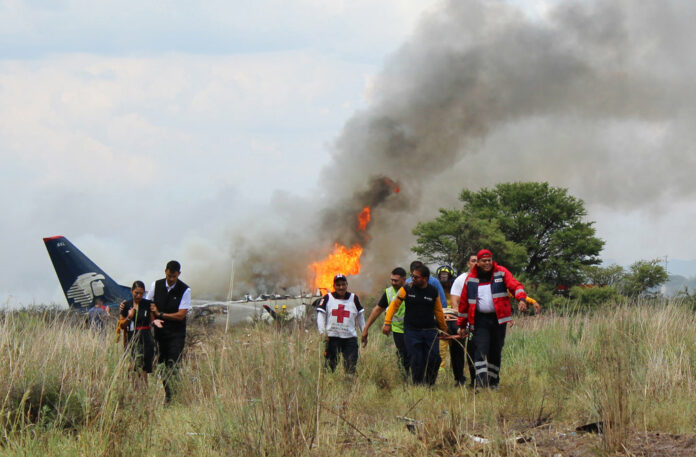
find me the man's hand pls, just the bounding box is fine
[381,323,391,336]
[517,299,528,313]
[150,303,159,314]
[533,301,542,314]
[458,327,469,339]
[361,331,368,348]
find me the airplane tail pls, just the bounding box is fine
[43,236,131,310]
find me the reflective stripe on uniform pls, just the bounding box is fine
[515,287,525,296]
[491,292,508,299]
[498,316,513,324]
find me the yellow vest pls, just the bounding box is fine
[386,287,406,334]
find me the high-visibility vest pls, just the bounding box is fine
[386,287,406,334]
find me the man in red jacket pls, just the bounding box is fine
[457,249,527,389]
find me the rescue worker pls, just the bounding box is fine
[407,260,447,306]
[317,274,365,374]
[450,253,478,386]
[360,267,409,376]
[437,265,467,386]
[383,265,448,386]
[457,249,527,389]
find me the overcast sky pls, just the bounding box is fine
[2,0,695,306]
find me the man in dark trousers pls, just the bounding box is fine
[457,249,527,389]
[360,267,409,376]
[316,274,365,374]
[382,265,448,386]
[147,260,191,402]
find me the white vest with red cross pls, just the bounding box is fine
[324,293,360,338]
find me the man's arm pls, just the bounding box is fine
[361,293,388,340]
[316,295,328,338]
[356,309,366,334]
[432,296,448,332]
[361,306,385,347]
[429,277,447,308]
[145,281,156,301]
[382,288,406,335]
[154,288,191,322]
[502,268,527,312]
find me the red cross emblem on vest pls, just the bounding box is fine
[331,304,351,323]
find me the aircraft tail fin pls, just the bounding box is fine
[43,236,131,310]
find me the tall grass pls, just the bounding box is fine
[0,301,694,456]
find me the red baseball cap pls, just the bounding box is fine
[477,249,492,259]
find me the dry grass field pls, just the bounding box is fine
[0,301,695,456]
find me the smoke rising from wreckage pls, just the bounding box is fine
[222,0,696,298]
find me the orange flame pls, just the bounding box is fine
[357,206,371,232]
[310,243,363,293]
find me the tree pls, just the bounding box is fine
[581,264,626,286]
[620,259,668,296]
[412,182,604,284]
[411,207,526,274]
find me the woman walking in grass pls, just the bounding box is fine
[120,281,161,386]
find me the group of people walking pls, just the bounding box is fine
[316,249,540,389]
[117,260,191,402]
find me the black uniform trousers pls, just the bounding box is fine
[446,320,467,385]
[324,336,359,374]
[392,331,410,378]
[472,311,507,388]
[156,331,186,401]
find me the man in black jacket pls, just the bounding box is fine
[147,260,191,402]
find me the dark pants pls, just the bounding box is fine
[446,320,466,385]
[472,312,507,388]
[404,327,441,385]
[325,337,359,374]
[392,331,410,377]
[156,332,186,401]
[466,335,476,387]
[130,329,155,373]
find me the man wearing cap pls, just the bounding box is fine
[360,267,409,376]
[383,265,448,386]
[457,249,527,389]
[317,274,365,374]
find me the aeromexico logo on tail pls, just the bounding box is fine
[66,272,106,308]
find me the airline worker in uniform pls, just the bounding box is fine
[317,274,365,374]
[383,265,448,386]
[121,280,157,385]
[147,260,191,403]
[457,249,527,389]
[360,267,409,376]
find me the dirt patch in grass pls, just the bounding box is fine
[531,425,696,456]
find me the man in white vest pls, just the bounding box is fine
[317,274,365,373]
